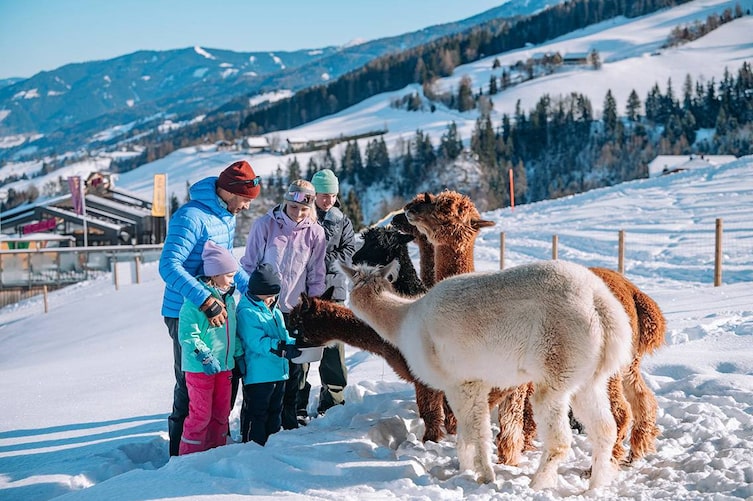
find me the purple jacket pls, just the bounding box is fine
[240,205,326,313]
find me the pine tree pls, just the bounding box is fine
[439,122,463,160]
[286,157,302,182]
[626,89,642,122]
[341,189,364,230]
[457,76,475,112]
[603,89,618,136]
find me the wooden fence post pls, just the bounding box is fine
[618,230,625,274]
[134,255,141,284]
[500,232,505,270]
[112,256,119,291]
[715,218,723,287]
[552,235,558,260]
[43,285,48,314]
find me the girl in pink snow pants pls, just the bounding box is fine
[178,241,241,455]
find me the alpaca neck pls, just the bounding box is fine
[434,240,475,280]
[396,249,427,296]
[349,288,408,346]
[415,234,435,288]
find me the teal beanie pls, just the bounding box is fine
[311,169,339,194]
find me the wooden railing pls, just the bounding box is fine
[0,245,163,304]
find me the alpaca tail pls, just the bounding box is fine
[633,290,667,355]
[592,287,634,380]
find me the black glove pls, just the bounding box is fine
[200,296,227,327]
[270,340,302,360]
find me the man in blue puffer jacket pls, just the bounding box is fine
[159,160,260,456]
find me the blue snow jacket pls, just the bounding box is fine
[236,293,296,385]
[159,176,249,318]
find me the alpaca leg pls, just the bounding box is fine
[623,358,660,462]
[495,385,526,466]
[443,396,457,435]
[414,383,446,443]
[571,381,619,490]
[607,374,631,463]
[522,382,537,451]
[529,386,572,490]
[445,382,495,483]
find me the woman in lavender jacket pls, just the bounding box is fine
[240,179,326,430]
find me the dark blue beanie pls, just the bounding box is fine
[248,263,281,295]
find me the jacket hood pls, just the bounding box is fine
[189,177,227,217]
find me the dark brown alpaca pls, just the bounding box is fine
[404,190,666,464]
[288,290,448,442]
[289,226,446,442]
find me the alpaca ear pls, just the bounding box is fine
[383,260,400,283]
[338,261,357,279]
[300,292,312,311]
[321,286,335,301]
[472,218,496,230]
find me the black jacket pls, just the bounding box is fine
[316,201,356,301]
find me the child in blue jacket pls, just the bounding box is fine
[178,240,240,455]
[236,263,301,445]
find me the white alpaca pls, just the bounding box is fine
[341,259,633,490]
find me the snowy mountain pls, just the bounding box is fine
[0,0,563,162]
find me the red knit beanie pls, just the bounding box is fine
[217,160,261,199]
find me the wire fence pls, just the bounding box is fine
[497,218,752,286]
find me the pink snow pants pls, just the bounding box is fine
[179,370,232,455]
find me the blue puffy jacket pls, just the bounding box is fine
[159,177,249,317]
[236,293,296,385]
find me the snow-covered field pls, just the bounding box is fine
[1,156,751,500]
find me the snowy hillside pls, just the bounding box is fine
[1,151,752,499]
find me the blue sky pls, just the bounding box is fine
[0,0,504,79]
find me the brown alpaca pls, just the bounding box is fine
[403,191,536,465]
[288,290,448,443]
[589,267,666,462]
[404,190,666,465]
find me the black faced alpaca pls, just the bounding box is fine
[390,211,435,288]
[352,226,427,297]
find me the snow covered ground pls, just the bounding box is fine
[1,156,751,500]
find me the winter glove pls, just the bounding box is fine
[234,356,246,377]
[200,296,227,327]
[194,348,221,375]
[270,340,303,361]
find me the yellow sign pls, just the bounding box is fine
[152,174,167,217]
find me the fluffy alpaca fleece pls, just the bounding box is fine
[390,211,436,288]
[342,260,633,489]
[403,192,494,283]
